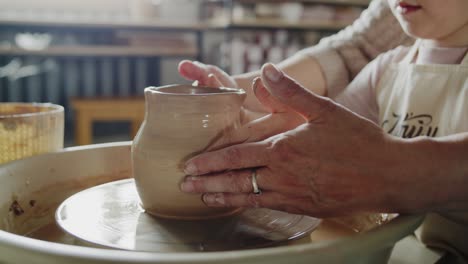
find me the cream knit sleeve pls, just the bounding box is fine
[297,0,414,98]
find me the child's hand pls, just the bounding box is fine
[178,60,237,89]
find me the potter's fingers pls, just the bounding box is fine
[261,63,336,122]
[179,60,236,88]
[240,108,268,125]
[181,167,273,193]
[197,62,237,88]
[201,192,310,215]
[184,141,270,175]
[242,114,290,142]
[253,77,288,113]
[178,60,211,85]
[210,113,299,149]
[206,73,223,87]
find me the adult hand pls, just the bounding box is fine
[180,63,416,217]
[207,77,304,150]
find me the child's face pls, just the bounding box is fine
[388,0,468,46]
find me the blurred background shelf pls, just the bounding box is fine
[0,15,353,31]
[0,0,369,145]
[228,18,350,30]
[0,18,221,30]
[0,45,198,57]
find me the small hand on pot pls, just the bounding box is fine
[178,60,263,124]
[180,63,408,218]
[178,60,304,146]
[178,60,238,89]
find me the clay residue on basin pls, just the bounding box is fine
[0,171,131,237]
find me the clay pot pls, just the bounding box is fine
[132,84,246,220]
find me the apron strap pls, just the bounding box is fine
[402,39,421,64]
[461,50,468,65]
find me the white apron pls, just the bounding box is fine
[376,41,468,259]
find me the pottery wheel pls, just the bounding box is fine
[56,179,321,252]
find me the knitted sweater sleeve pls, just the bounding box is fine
[296,0,414,98]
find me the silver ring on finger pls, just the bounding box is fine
[251,169,262,195]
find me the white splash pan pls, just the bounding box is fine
[0,142,423,264]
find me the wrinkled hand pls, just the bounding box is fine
[208,77,305,149]
[180,63,405,218]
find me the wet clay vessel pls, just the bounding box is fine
[132,84,246,220]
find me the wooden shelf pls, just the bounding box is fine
[0,17,223,30]
[71,97,145,145]
[229,18,350,30]
[0,16,354,32]
[0,45,198,57]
